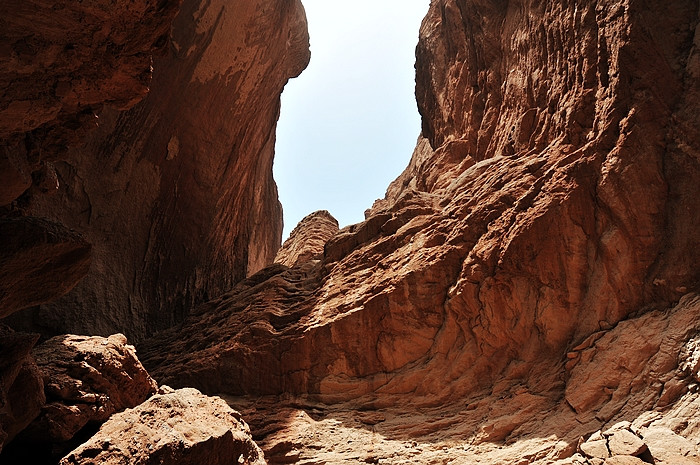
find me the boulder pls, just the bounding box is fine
[60,388,265,465]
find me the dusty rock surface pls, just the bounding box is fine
[11,0,311,342]
[275,210,339,267]
[0,324,44,453]
[0,217,91,319]
[23,334,157,444]
[0,0,182,206]
[60,388,265,465]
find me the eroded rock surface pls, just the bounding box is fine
[0,217,91,319]
[60,388,264,465]
[1,334,157,462]
[142,0,700,463]
[26,334,157,443]
[0,0,182,206]
[12,0,311,342]
[275,210,339,267]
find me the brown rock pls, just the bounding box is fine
[60,388,264,465]
[640,426,700,463]
[142,0,700,408]
[0,0,182,205]
[20,333,157,447]
[607,430,647,457]
[580,438,609,460]
[275,210,339,267]
[0,325,44,452]
[0,217,91,319]
[15,0,311,342]
[603,457,646,465]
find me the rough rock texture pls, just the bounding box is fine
[1,333,156,462]
[10,0,311,342]
[275,210,339,267]
[0,324,44,453]
[0,217,91,319]
[60,388,264,465]
[25,334,157,443]
[0,0,182,206]
[141,0,700,463]
[145,0,700,401]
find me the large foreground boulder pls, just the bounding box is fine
[60,388,265,465]
[2,334,156,461]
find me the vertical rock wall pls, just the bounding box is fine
[12,0,310,340]
[142,0,700,409]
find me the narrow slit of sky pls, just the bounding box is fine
[274,0,430,240]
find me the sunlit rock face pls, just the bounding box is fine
[275,210,339,267]
[141,0,700,462]
[9,0,311,341]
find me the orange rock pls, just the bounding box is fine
[59,388,264,465]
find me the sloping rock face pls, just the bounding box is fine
[60,388,265,465]
[275,210,339,267]
[142,0,700,462]
[10,0,311,341]
[0,217,91,319]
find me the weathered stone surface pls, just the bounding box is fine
[0,0,182,206]
[0,216,91,319]
[640,426,700,463]
[275,210,339,267]
[580,438,609,460]
[60,388,264,465]
[607,430,646,457]
[23,334,157,445]
[14,0,311,342]
[144,0,700,405]
[0,324,44,453]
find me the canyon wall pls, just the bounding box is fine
[145,0,700,402]
[7,0,310,341]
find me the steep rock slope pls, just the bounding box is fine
[146,0,699,400]
[10,0,310,340]
[142,0,700,462]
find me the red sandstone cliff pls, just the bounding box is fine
[8,0,310,341]
[1,0,699,463]
[140,0,700,462]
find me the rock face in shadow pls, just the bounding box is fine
[60,388,265,465]
[11,0,311,341]
[141,0,700,461]
[0,0,182,206]
[0,217,91,319]
[275,210,339,267]
[0,325,44,453]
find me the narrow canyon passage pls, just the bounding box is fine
[0,0,699,464]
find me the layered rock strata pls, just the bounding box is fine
[10,0,311,341]
[145,0,700,402]
[275,210,339,267]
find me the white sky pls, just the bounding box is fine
[274,0,430,239]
